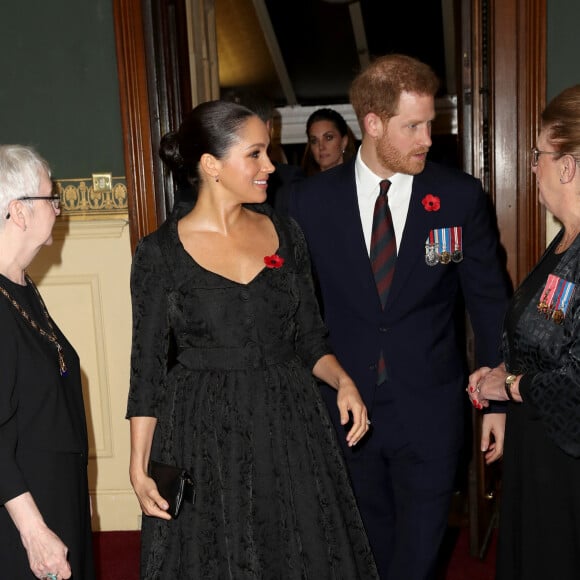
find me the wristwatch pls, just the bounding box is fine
[504,374,517,401]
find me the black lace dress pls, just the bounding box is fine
[498,237,580,579]
[126,205,377,579]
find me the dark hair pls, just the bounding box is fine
[350,54,439,124]
[159,100,256,188]
[221,89,274,124]
[541,85,580,162]
[306,108,349,137]
[301,108,357,176]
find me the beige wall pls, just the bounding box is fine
[547,212,561,247]
[28,217,141,531]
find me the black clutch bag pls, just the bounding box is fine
[149,460,195,519]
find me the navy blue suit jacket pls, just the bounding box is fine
[291,159,510,455]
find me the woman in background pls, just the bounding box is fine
[0,145,94,579]
[301,108,356,176]
[468,85,580,580]
[127,100,377,579]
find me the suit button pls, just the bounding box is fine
[240,290,250,301]
[379,326,388,332]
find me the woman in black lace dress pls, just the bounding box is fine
[468,86,580,579]
[127,100,378,579]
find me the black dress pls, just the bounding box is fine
[127,205,377,579]
[498,235,580,580]
[0,275,95,579]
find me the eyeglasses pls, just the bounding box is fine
[17,195,61,210]
[5,195,61,219]
[530,147,564,167]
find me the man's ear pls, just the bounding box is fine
[363,112,385,139]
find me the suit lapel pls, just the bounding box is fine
[385,172,433,308]
[332,164,384,311]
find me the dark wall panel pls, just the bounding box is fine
[547,0,580,101]
[0,1,124,179]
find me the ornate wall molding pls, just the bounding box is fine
[55,177,128,217]
[27,274,114,460]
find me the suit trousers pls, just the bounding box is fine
[344,390,459,580]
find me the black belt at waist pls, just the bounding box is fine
[176,341,297,370]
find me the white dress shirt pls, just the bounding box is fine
[354,148,414,256]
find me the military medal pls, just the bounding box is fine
[537,274,576,324]
[552,276,575,325]
[425,243,438,266]
[439,228,451,264]
[425,226,462,266]
[451,226,463,262]
[537,290,550,315]
[425,230,439,266]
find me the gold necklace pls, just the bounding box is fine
[0,274,67,376]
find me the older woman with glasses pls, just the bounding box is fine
[468,85,580,580]
[0,145,95,579]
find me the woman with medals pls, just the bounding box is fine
[0,146,95,579]
[468,85,580,580]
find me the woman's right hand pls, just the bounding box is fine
[130,470,172,520]
[5,492,71,579]
[129,417,171,520]
[21,524,71,579]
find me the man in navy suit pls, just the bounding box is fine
[291,54,510,579]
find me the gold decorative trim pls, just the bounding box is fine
[55,177,128,217]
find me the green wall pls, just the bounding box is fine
[547,0,580,100]
[0,1,124,180]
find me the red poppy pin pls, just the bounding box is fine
[264,254,285,269]
[421,194,441,212]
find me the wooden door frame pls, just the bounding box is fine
[462,0,546,286]
[461,0,546,557]
[113,0,158,252]
[113,0,195,252]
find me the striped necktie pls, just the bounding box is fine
[370,179,395,385]
[370,179,396,308]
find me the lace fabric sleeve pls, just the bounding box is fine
[519,321,580,457]
[126,235,172,418]
[287,217,333,370]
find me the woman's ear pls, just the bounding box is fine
[6,199,28,231]
[200,153,221,182]
[560,154,577,184]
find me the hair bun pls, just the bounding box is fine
[159,131,185,172]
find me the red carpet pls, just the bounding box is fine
[93,527,496,579]
[93,531,140,580]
